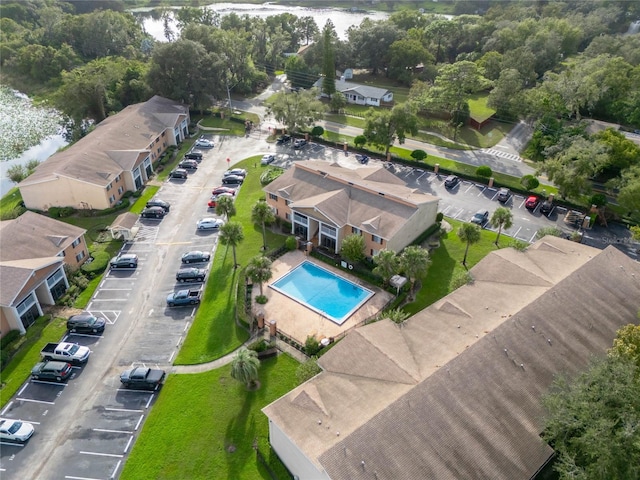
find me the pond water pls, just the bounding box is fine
[132,2,391,41]
[0,87,68,196]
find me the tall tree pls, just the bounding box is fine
[399,245,431,291]
[609,323,640,369]
[347,18,402,75]
[245,256,273,297]
[490,207,514,245]
[340,234,366,264]
[251,200,275,251]
[542,356,640,480]
[372,249,400,286]
[219,221,244,269]
[363,102,419,156]
[215,195,236,221]
[230,347,260,389]
[296,16,319,45]
[266,89,327,133]
[321,20,336,98]
[457,223,481,268]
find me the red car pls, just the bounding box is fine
[525,196,540,210]
[208,193,234,208]
[211,186,237,196]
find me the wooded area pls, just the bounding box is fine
[1,0,639,217]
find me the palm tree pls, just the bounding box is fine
[251,200,275,251]
[399,245,431,291]
[246,255,273,296]
[490,207,514,245]
[219,221,244,269]
[215,195,236,221]
[457,223,481,268]
[230,347,260,389]
[372,249,400,286]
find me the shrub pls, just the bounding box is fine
[449,270,474,290]
[521,174,540,190]
[304,335,321,356]
[247,339,269,353]
[285,236,297,251]
[436,212,444,224]
[590,193,607,207]
[296,356,322,383]
[476,165,492,178]
[354,135,367,147]
[509,239,529,251]
[255,295,268,304]
[1,329,21,349]
[410,149,427,161]
[536,226,564,239]
[81,251,110,275]
[311,126,324,137]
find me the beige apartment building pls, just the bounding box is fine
[18,95,190,211]
[263,161,439,258]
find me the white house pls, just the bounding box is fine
[313,77,393,106]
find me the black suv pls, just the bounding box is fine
[31,361,73,382]
[179,159,198,170]
[540,200,553,216]
[146,199,170,212]
[141,206,166,219]
[276,134,291,145]
[67,312,106,334]
[176,267,206,283]
[184,150,204,161]
[170,168,188,179]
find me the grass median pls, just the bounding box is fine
[121,354,298,480]
[175,158,287,364]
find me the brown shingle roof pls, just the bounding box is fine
[0,257,64,306]
[19,96,188,188]
[0,211,86,261]
[263,238,640,479]
[264,161,438,240]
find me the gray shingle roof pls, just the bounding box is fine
[313,78,392,100]
[0,211,86,261]
[19,96,188,188]
[263,238,640,479]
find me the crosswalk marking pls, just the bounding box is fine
[480,148,522,162]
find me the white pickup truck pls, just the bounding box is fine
[41,342,91,365]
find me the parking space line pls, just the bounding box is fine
[464,184,475,193]
[529,232,538,243]
[92,428,133,434]
[31,379,69,386]
[16,397,55,405]
[168,350,176,363]
[124,435,134,453]
[80,451,124,458]
[99,288,132,291]
[1,401,13,415]
[477,187,487,196]
[512,227,522,238]
[145,394,155,409]
[111,460,122,479]
[18,383,28,395]
[105,407,143,413]
[91,298,128,302]
[65,475,102,480]
[0,441,25,447]
[66,333,105,339]
[135,414,144,431]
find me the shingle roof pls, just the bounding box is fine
[264,161,438,239]
[263,238,640,479]
[19,96,188,188]
[0,211,86,261]
[0,257,64,306]
[313,78,392,100]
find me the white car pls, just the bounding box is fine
[261,154,275,165]
[0,419,35,443]
[197,218,224,230]
[223,168,247,178]
[194,138,214,148]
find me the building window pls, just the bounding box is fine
[352,227,361,235]
[285,200,291,206]
[115,174,121,182]
[109,195,116,204]
[372,234,383,244]
[269,193,277,201]
[57,251,65,257]
[155,137,160,144]
[71,238,81,248]
[293,212,308,225]
[118,186,124,195]
[106,183,112,191]
[75,251,86,262]
[321,224,336,237]
[157,147,161,154]
[285,213,289,220]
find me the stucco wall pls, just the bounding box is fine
[268,419,331,480]
[20,176,111,211]
[386,202,439,253]
[61,235,89,269]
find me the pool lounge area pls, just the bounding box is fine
[255,251,393,345]
[270,261,375,325]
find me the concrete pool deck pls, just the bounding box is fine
[253,251,393,345]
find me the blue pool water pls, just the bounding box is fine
[270,261,374,325]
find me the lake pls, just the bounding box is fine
[132,2,391,41]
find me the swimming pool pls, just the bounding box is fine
[270,261,374,325]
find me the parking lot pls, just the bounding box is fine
[2,133,635,479]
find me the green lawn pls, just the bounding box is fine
[175,158,288,364]
[130,186,159,214]
[121,354,299,480]
[0,188,26,220]
[0,316,67,408]
[403,218,503,315]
